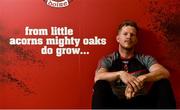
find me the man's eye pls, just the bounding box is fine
[131,34,134,36]
[123,33,127,35]
[131,33,136,36]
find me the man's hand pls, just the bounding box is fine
[125,86,135,99]
[119,71,142,92]
[137,75,146,85]
[125,75,146,99]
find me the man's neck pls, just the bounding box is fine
[119,47,135,59]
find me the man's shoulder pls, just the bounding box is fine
[96,51,119,70]
[135,53,155,60]
[134,52,157,69]
[102,51,119,60]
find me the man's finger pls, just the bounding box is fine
[129,80,138,92]
[132,92,135,97]
[127,83,133,92]
[125,86,133,100]
[128,89,133,100]
[125,87,129,98]
[132,78,141,90]
[136,78,143,87]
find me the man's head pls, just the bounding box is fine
[116,20,138,50]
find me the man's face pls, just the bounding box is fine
[116,26,138,50]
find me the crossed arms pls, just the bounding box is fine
[94,63,170,99]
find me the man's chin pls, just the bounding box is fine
[122,46,134,50]
[119,44,135,50]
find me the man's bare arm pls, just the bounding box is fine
[139,63,170,82]
[94,68,120,82]
[125,63,169,99]
[95,68,142,92]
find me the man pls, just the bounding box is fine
[92,20,176,109]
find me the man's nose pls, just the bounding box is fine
[126,34,131,38]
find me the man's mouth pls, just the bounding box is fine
[124,40,131,43]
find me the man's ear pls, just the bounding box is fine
[116,35,120,43]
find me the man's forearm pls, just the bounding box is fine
[142,69,169,82]
[140,63,170,82]
[94,71,120,82]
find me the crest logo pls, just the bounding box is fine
[44,0,73,8]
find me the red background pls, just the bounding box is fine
[0,0,180,108]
